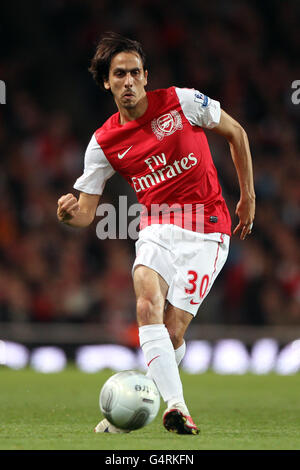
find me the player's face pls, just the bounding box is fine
[104,52,148,110]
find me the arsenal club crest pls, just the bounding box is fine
[151,110,183,141]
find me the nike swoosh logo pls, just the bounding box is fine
[118,145,133,159]
[147,355,160,367]
[190,300,200,305]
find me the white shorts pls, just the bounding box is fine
[132,224,230,316]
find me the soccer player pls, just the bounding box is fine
[57,33,255,435]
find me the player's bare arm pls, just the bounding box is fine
[211,109,256,240]
[57,192,100,227]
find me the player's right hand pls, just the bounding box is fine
[57,193,80,222]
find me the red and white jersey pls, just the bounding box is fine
[74,87,231,236]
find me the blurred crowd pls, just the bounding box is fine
[0,0,299,338]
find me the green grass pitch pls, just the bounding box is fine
[0,366,299,450]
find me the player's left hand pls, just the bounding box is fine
[233,196,256,240]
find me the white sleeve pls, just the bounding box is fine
[175,87,221,129]
[73,134,115,195]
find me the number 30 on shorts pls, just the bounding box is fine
[185,270,210,298]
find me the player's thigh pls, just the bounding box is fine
[164,302,193,349]
[133,265,169,325]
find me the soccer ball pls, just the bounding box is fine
[99,370,160,430]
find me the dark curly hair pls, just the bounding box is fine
[89,32,147,90]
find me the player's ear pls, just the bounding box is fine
[104,79,111,91]
[143,69,148,87]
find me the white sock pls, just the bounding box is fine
[139,324,188,413]
[146,340,186,378]
[174,340,186,366]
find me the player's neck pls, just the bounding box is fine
[118,94,148,125]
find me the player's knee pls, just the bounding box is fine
[136,295,163,326]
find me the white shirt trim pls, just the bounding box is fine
[73,134,115,195]
[175,87,221,129]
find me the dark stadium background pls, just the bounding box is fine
[0,0,299,370]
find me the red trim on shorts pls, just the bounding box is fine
[212,242,221,278]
